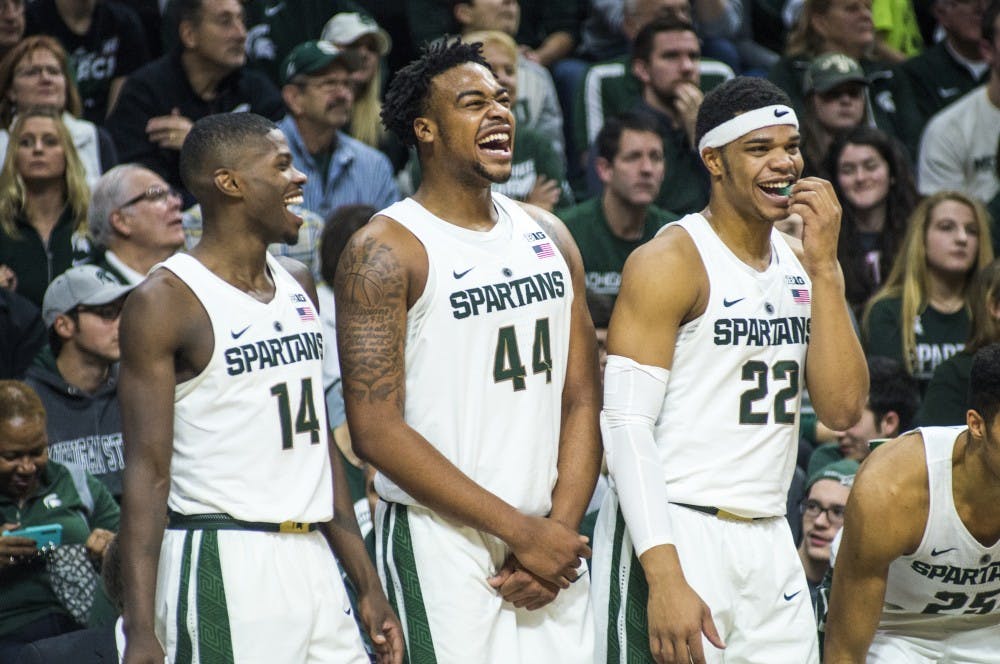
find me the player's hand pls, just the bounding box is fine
[647,575,725,664]
[509,515,590,588]
[1,522,38,566]
[788,177,842,277]
[672,81,703,147]
[357,588,404,664]
[146,108,193,151]
[121,631,166,664]
[525,176,561,211]
[488,553,560,610]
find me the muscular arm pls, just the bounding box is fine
[788,178,868,429]
[824,435,927,663]
[335,218,588,588]
[119,274,195,663]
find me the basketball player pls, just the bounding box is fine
[335,38,601,662]
[591,76,869,664]
[824,343,1000,663]
[117,113,402,664]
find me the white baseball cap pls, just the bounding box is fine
[321,12,391,56]
[42,265,135,327]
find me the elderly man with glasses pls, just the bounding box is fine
[23,265,135,500]
[87,164,185,286]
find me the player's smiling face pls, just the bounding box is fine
[422,62,514,185]
[716,124,802,223]
[238,129,307,245]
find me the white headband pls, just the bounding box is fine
[697,105,799,154]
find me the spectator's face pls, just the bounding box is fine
[934,0,986,46]
[0,0,25,53]
[812,0,874,52]
[289,63,354,132]
[836,142,890,213]
[634,30,700,103]
[811,84,866,132]
[14,116,66,182]
[9,48,66,111]
[925,199,979,277]
[457,0,520,36]
[800,479,850,564]
[0,414,47,501]
[341,35,381,90]
[70,298,127,364]
[114,170,186,254]
[836,405,882,460]
[599,128,665,207]
[479,41,518,105]
[183,0,247,71]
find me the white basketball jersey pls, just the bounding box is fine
[157,253,333,523]
[879,426,1000,632]
[653,213,810,517]
[373,194,573,516]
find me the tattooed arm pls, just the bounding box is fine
[335,216,591,589]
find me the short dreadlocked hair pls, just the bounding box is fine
[381,36,492,147]
[694,77,792,149]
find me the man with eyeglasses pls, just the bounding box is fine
[825,342,1000,663]
[796,459,858,608]
[87,165,186,286]
[23,265,135,501]
[277,40,399,223]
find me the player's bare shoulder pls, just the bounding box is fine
[620,221,707,319]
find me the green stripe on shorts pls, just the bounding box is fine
[391,505,437,664]
[608,507,655,664]
[175,531,194,664]
[196,530,234,663]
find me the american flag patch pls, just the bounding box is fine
[533,243,555,259]
[791,289,810,304]
[296,306,316,321]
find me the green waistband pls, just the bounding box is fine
[166,511,318,534]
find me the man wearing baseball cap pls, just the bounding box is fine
[802,52,870,96]
[797,459,859,607]
[277,40,399,222]
[23,265,135,499]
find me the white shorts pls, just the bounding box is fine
[591,490,819,664]
[154,528,369,664]
[375,500,594,664]
[868,623,1000,663]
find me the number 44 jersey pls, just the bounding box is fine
[373,194,573,518]
[157,252,333,524]
[654,213,811,518]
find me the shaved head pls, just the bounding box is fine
[179,112,278,203]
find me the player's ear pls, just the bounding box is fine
[702,146,724,178]
[878,411,899,438]
[213,168,241,198]
[967,409,986,439]
[413,116,436,145]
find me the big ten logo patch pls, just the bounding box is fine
[72,38,120,83]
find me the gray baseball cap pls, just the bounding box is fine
[42,265,135,327]
[321,12,392,56]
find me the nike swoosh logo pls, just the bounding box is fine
[723,297,744,307]
[264,2,285,16]
[931,547,957,556]
[774,109,789,117]
[231,325,251,339]
[344,606,352,615]
[783,591,801,601]
[453,267,475,279]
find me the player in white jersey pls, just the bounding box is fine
[117,113,402,664]
[336,38,601,663]
[825,343,1000,663]
[591,76,868,664]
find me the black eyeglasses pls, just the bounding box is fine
[76,302,124,321]
[800,499,846,524]
[120,185,180,209]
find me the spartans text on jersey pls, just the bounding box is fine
[450,270,566,319]
[225,331,323,376]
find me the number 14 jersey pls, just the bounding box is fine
[654,213,811,518]
[374,194,573,517]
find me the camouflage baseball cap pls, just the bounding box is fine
[803,53,868,94]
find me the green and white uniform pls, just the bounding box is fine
[592,213,818,663]
[152,253,367,664]
[374,194,592,663]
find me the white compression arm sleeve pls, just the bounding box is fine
[602,354,674,555]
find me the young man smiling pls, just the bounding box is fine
[591,76,867,664]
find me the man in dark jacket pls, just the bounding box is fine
[24,266,134,500]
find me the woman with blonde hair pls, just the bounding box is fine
[863,191,993,392]
[920,259,1000,425]
[0,35,116,188]
[0,105,91,307]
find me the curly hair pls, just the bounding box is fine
[694,77,792,149]
[381,36,490,147]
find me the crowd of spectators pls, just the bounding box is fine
[0,0,998,655]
